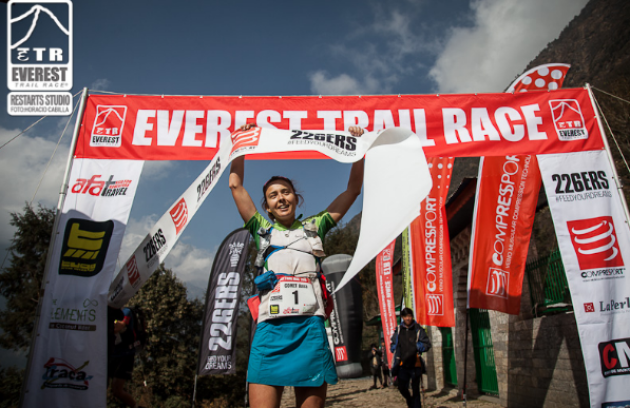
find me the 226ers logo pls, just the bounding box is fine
[567,216,624,270]
[230,127,261,154]
[59,219,114,277]
[90,105,127,147]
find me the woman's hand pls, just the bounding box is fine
[348,126,365,137]
[239,123,257,132]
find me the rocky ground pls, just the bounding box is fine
[279,377,502,408]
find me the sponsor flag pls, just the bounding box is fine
[466,63,569,314]
[538,150,630,407]
[401,228,414,309]
[197,228,250,375]
[376,241,397,366]
[22,159,143,408]
[467,155,541,313]
[409,157,456,327]
[109,126,432,306]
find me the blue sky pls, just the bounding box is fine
[0,0,588,366]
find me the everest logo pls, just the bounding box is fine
[90,105,127,147]
[169,198,188,235]
[425,294,444,316]
[549,99,588,141]
[568,216,624,270]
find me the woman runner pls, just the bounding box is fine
[229,123,365,408]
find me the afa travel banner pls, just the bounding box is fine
[22,159,143,408]
[75,89,603,161]
[539,151,630,408]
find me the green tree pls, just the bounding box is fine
[0,204,54,351]
[118,264,204,407]
[0,365,24,408]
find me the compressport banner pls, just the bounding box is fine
[109,126,432,306]
[467,155,541,314]
[376,241,397,366]
[22,159,143,408]
[539,150,630,408]
[409,157,455,327]
[75,89,603,162]
[197,228,250,376]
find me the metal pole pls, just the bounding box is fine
[19,88,89,407]
[462,309,469,407]
[586,83,630,230]
[192,374,198,408]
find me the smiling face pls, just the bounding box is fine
[264,180,298,227]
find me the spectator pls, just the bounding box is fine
[380,340,390,388]
[108,306,143,408]
[369,343,383,390]
[390,308,431,408]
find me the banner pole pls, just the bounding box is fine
[462,309,468,407]
[19,87,89,408]
[586,83,630,229]
[192,374,198,408]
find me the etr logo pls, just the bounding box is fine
[549,99,588,141]
[335,346,348,362]
[90,105,127,147]
[567,217,623,270]
[169,198,188,235]
[230,127,261,154]
[486,268,509,299]
[598,337,630,378]
[425,294,443,316]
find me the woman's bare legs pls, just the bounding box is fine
[295,383,327,408]
[249,384,284,408]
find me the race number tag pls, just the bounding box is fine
[268,276,318,317]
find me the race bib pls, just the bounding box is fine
[268,276,318,317]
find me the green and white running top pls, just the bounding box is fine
[245,211,336,323]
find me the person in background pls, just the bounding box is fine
[369,343,383,390]
[108,306,143,408]
[390,308,431,408]
[380,340,390,388]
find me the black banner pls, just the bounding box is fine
[322,254,363,378]
[197,228,250,375]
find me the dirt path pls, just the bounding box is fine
[280,377,502,407]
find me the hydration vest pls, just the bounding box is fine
[250,218,333,323]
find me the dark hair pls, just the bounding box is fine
[260,176,304,221]
[370,343,377,349]
[400,307,414,317]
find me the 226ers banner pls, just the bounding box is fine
[22,159,143,408]
[539,151,630,408]
[467,155,541,314]
[409,157,455,327]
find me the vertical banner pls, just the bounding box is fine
[401,228,414,309]
[539,151,630,408]
[410,157,456,327]
[467,155,542,314]
[22,159,143,408]
[197,228,250,376]
[376,241,397,366]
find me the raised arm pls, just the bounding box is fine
[229,125,257,223]
[326,126,365,223]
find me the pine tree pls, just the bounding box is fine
[0,204,55,351]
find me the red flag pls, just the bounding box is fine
[376,241,397,365]
[410,157,455,327]
[467,155,542,313]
